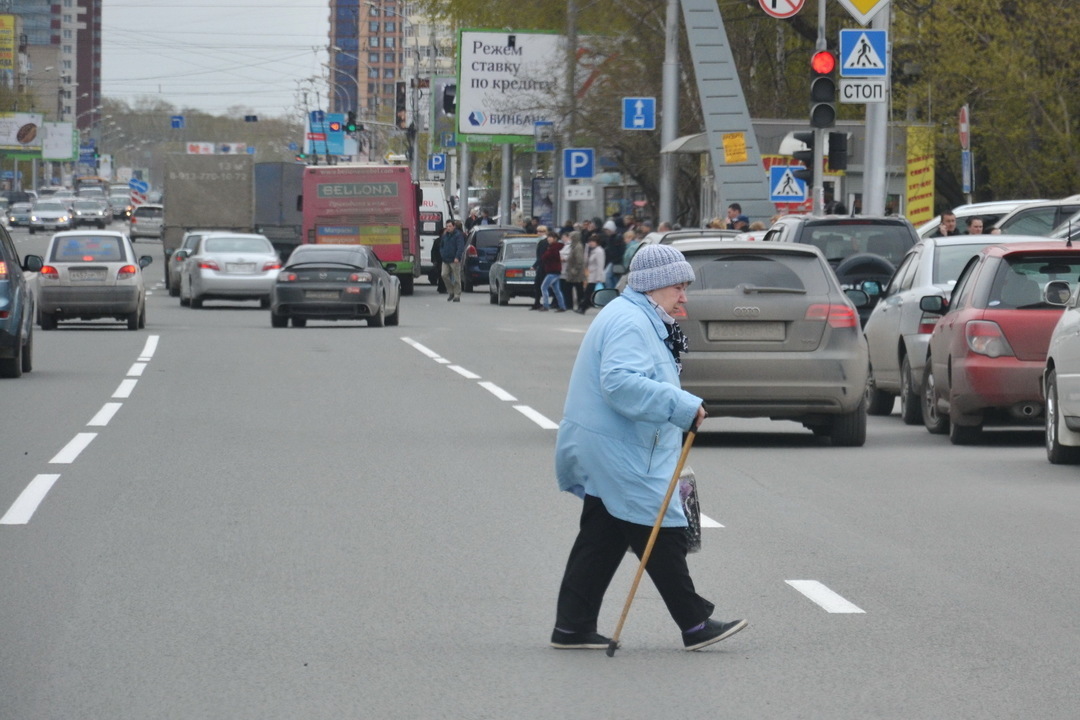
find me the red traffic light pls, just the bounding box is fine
[811,50,836,75]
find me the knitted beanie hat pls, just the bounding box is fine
[627,243,695,292]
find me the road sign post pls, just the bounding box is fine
[959,104,970,151]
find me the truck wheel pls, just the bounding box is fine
[399,275,414,296]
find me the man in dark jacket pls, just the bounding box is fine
[439,219,466,302]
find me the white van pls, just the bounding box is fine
[418,181,455,276]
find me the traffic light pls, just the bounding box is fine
[442,83,456,115]
[810,50,837,129]
[345,111,357,133]
[792,130,816,184]
[295,151,307,163]
[395,81,407,130]
[827,132,848,171]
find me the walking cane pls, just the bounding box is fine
[606,425,698,657]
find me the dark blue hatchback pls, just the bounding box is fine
[0,225,43,378]
[462,225,525,292]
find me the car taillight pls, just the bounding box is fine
[40,265,59,279]
[278,272,297,282]
[198,260,220,271]
[466,245,478,257]
[349,272,373,282]
[506,269,523,278]
[917,314,939,335]
[263,261,281,271]
[0,260,6,280]
[130,216,136,223]
[805,303,858,328]
[965,320,1014,358]
[117,265,137,278]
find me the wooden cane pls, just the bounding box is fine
[606,426,698,657]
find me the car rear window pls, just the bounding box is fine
[503,242,536,260]
[473,230,513,249]
[51,235,125,262]
[204,237,272,254]
[802,224,913,265]
[687,252,830,293]
[987,254,1080,309]
[287,248,366,267]
[134,207,163,219]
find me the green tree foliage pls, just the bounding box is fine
[422,0,1078,220]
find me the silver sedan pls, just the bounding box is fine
[180,233,281,309]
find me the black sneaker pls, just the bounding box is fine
[550,629,615,650]
[682,618,748,651]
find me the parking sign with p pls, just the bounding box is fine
[563,148,595,179]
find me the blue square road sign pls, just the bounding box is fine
[622,97,656,131]
[563,148,595,179]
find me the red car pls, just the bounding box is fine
[918,241,1079,444]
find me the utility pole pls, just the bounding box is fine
[658,0,679,225]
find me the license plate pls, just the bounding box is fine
[305,290,339,300]
[707,321,785,341]
[69,269,106,281]
[226,263,256,273]
[525,269,536,278]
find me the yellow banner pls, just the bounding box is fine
[905,126,935,226]
[0,15,16,71]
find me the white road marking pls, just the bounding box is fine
[435,358,451,364]
[113,379,138,398]
[127,362,147,377]
[700,513,723,528]
[139,335,159,360]
[0,475,62,525]
[50,433,97,464]
[786,580,865,613]
[478,381,517,401]
[87,403,122,427]
[448,365,480,379]
[514,405,560,430]
[400,337,443,359]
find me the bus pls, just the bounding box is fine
[301,164,422,294]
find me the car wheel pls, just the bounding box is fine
[829,398,867,447]
[949,417,982,445]
[1045,370,1080,464]
[462,275,473,293]
[922,360,949,435]
[489,284,498,304]
[498,283,511,306]
[39,311,57,330]
[899,354,923,425]
[291,317,306,328]
[28,227,35,234]
[368,298,386,327]
[865,364,893,415]
[138,304,146,329]
[20,327,32,373]
[271,312,288,328]
[386,300,400,326]
[191,295,203,309]
[0,332,23,378]
[260,296,271,309]
[168,282,180,298]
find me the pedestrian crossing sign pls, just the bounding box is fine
[769,166,807,203]
[839,29,888,77]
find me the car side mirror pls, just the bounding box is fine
[592,287,621,308]
[919,295,946,314]
[845,289,870,308]
[139,256,153,268]
[1044,280,1071,306]
[23,254,43,272]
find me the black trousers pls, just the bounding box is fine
[555,495,714,634]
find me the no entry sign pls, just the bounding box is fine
[757,0,805,19]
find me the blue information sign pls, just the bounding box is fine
[622,97,656,131]
[563,148,595,179]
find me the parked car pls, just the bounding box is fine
[70,199,110,229]
[179,232,280,309]
[916,200,1042,238]
[863,234,1055,424]
[488,236,541,305]
[270,243,400,328]
[595,239,871,445]
[7,202,32,227]
[918,242,1080,444]
[128,203,164,240]
[462,224,524,292]
[992,196,1080,236]
[1043,279,1080,464]
[167,230,214,297]
[762,215,919,324]
[36,230,152,330]
[0,224,42,377]
[28,200,73,234]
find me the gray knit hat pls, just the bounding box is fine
[628,243,695,292]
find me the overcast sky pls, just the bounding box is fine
[101,0,330,118]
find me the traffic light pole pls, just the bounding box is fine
[813,0,826,216]
[861,6,890,216]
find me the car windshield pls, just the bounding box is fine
[287,248,366,267]
[74,201,100,210]
[987,255,1080,309]
[802,224,912,265]
[50,235,125,262]
[204,237,272,254]
[36,202,65,212]
[686,252,829,293]
[503,242,536,260]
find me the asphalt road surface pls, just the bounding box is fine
[3,233,1079,717]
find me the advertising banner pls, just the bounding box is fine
[905,125,935,226]
[0,15,16,71]
[0,113,44,151]
[41,122,76,161]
